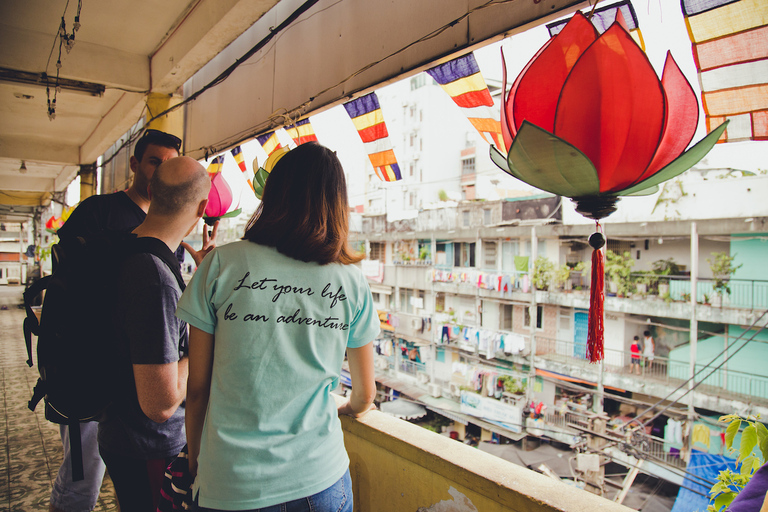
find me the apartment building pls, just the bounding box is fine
[350,157,768,494]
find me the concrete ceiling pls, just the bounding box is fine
[0,0,281,213]
[0,0,588,220]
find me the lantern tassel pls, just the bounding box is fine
[587,224,605,363]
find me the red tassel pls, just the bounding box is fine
[587,234,605,363]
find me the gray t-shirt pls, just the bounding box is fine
[98,248,187,459]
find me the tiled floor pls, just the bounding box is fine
[0,285,118,511]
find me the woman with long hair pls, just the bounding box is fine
[177,142,379,511]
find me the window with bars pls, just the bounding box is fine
[461,157,475,175]
[369,242,385,262]
[483,241,497,269]
[453,242,475,267]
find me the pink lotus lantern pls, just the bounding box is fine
[204,155,241,226]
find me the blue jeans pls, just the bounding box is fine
[192,469,353,512]
[50,423,106,512]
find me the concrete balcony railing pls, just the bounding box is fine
[338,395,633,512]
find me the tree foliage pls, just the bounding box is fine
[708,415,767,511]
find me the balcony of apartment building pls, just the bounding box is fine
[366,249,768,426]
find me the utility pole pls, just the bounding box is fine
[686,221,699,462]
[527,225,537,404]
[581,416,607,495]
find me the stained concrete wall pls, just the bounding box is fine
[340,396,634,512]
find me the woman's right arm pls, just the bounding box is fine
[186,326,215,476]
[338,342,377,418]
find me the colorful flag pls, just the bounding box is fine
[231,145,254,191]
[426,53,506,151]
[205,155,225,176]
[285,119,318,145]
[230,146,246,173]
[256,130,283,157]
[546,0,645,50]
[683,0,768,142]
[343,92,402,181]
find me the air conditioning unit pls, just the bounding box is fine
[429,383,442,398]
[411,318,421,330]
[418,373,430,384]
[449,383,461,397]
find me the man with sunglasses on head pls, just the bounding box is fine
[50,129,216,512]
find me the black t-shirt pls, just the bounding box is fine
[59,191,186,262]
[58,191,146,240]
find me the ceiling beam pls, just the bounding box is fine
[150,0,281,94]
[0,26,148,92]
[0,175,58,193]
[0,135,80,165]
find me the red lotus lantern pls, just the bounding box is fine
[204,155,241,226]
[491,10,727,362]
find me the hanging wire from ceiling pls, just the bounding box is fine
[44,0,82,121]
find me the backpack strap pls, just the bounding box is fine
[130,236,186,291]
[68,421,85,481]
[22,275,51,367]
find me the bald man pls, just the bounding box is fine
[97,156,211,511]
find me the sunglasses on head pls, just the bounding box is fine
[141,129,182,150]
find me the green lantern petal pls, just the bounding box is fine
[618,121,728,196]
[623,185,659,196]
[490,145,512,174]
[505,121,600,197]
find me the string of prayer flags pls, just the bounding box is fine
[426,52,506,152]
[230,145,254,191]
[547,0,645,50]
[256,130,283,157]
[343,92,402,182]
[285,119,318,145]
[205,155,225,176]
[683,0,768,142]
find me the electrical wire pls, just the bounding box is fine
[142,0,519,157]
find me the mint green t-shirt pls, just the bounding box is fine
[176,241,379,510]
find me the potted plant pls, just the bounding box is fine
[571,260,590,292]
[553,264,572,291]
[707,252,742,306]
[532,256,554,290]
[652,258,681,296]
[605,250,634,297]
[633,271,652,297]
[419,245,431,263]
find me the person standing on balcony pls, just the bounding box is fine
[97,156,211,510]
[49,130,215,512]
[178,142,379,512]
[643,330,656,373]
[630,336,641,375]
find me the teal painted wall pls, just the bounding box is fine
[668,326,768,399]
[731,234,768,281]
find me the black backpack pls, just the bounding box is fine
[22,232,185,481]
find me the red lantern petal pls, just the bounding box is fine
[555,21,665,193]
[501,40,552,144]
[639,52,699,182]
[511,12,598,135]
[205,172,233,218]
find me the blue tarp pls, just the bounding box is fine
[671,450,738,512]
